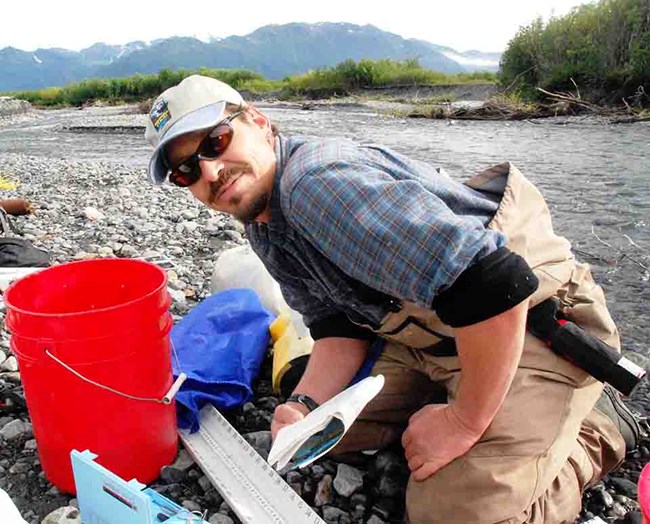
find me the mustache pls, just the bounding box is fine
[210,164,251,199]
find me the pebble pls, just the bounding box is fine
[315,474,334,507]
[198,475,212,493]
[622,511,644,524]
[333,463,364,497]
[311,464,327,481]
[182,499,202,512]
[9,461,31,474]
[322,505,350,522]
[41,506,80,524]
[168,287,187,305]
[0,110,647,524]
[170,449,195,471]
[605,502,628,519]
[2,372,21,383]
[243,430,272,452]
[609,476,638,499]
[203,489,223,506]
[0,356,18,372]
[208,514,234,524]
[159,465,186,484]
[0,419,31,440]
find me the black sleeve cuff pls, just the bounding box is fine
[309,313,376,341]
[432,246,539,328]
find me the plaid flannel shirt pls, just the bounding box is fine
[246,136,505,337]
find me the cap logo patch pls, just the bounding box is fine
[150,99,171,132]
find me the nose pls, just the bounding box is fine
[197,157,224,182]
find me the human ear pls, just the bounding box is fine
[247,106,271,131]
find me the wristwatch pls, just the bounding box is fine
[286,393,320,413]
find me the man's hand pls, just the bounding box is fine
[270,337,370,441]
[401,403,482,482]
[271,403,307,440]
[400,300,530,482]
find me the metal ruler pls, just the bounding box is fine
[179,405,325,524]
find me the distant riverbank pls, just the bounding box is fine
[243,83,497,103]
[3,81,648,129]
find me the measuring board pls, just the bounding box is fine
[179,405,325,524]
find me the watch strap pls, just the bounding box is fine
[286,394,320,413]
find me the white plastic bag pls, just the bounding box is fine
[0,488,27,524]
[211,246,309,337]
[211,245,286,314]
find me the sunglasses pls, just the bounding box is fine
[166,110,244,187]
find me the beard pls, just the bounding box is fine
[232,192,270,223]
[209,163,270,223]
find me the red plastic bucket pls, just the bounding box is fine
[640,462,650,523]
[4,259,178,494]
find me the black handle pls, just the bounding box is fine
[527,299,646,396]
[551,322,643,396]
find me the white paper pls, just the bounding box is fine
[268,375,385,470]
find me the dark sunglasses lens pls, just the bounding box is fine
[170,165,200,187]
[168,120,236,187]
[200,124,234,158]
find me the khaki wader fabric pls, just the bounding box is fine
[336,164,626,523]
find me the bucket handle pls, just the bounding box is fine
[44,341,187,405]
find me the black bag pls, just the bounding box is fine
[0,237,50,267]
[0,208,50,267]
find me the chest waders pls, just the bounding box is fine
[357,163,643,395]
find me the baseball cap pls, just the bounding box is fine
[144,75,245,184]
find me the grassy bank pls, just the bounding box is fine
[5,59,497,108]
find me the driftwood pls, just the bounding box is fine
[408,84,648,123]
[0,198,34,216]
[536,87,649,124]
[407,99,556,121]
[608,114,650,124]
[591,226,648,273]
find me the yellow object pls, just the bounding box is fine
[270,312,313,395]
[269,313,291,343]
[0,174,18,191]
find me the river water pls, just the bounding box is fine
[0,105,648,354]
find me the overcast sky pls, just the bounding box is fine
[4,0,593,53]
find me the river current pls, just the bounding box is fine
[0,105,648,354]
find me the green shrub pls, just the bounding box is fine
[283,58,496,96]
[7,59,498,107]
[499,0,649,102]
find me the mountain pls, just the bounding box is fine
[0,23,501,92]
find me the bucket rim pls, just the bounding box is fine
[4,258,168,320]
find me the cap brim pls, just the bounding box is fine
[148,101,227,184]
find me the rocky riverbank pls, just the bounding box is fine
[0,107,648,523]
